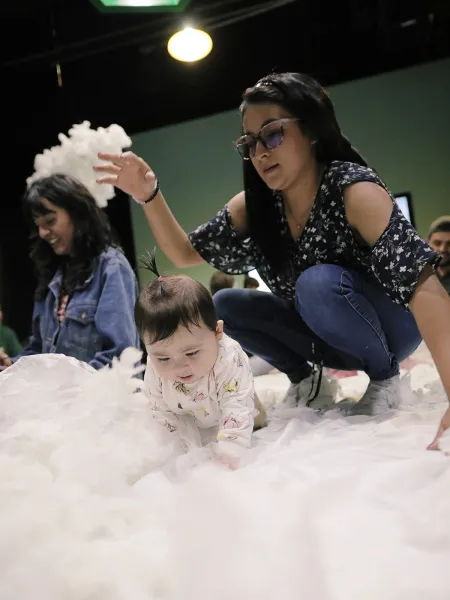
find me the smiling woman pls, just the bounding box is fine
[0,173,140,370]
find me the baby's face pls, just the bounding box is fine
[146,321,223,384]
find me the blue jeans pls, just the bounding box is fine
[214,265,421,382]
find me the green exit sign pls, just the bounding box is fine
[90,0,191,13]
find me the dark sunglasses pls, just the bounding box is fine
[235,118,300,160]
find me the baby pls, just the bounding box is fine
[135,255,265,469]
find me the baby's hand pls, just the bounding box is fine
[214,454,240,471]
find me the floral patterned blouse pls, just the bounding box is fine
[189,161,440,308]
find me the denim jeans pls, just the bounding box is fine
[214,265,422,382]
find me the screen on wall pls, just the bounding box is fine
[394,193,415,227]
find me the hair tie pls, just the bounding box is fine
[158,276,164,281]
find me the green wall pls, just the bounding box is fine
[130,57,450,289]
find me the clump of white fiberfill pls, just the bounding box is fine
[0,348,450,600]
[26,120,131,208]
[0,350,190,599]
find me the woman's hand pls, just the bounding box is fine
[428,406,450,451]
[94,151,157,204]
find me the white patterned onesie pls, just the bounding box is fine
[144,334,255,460]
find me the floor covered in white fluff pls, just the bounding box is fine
[0,344,449,600]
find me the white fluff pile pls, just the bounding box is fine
[26,121,131,208]
[0,348,449,600]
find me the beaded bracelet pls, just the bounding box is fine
[133,178,160,205]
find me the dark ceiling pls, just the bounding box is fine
[2,0,449,140]
[1,0,449,335]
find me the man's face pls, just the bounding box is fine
[429,231,450,274]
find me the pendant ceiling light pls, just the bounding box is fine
[167,27,213,62]
[90,0,191,13]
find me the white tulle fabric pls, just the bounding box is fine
[0,345,449,600]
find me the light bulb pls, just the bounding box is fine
[167,27,213,62]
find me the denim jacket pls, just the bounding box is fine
[16,247,140,369]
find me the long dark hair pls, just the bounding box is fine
[240,72,368,270]
[23,173,117,299]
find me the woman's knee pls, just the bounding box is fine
[213,288,247,322]
[295,265,343,311]
[214,287,279,330]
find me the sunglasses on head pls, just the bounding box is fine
[234,118,300,160]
